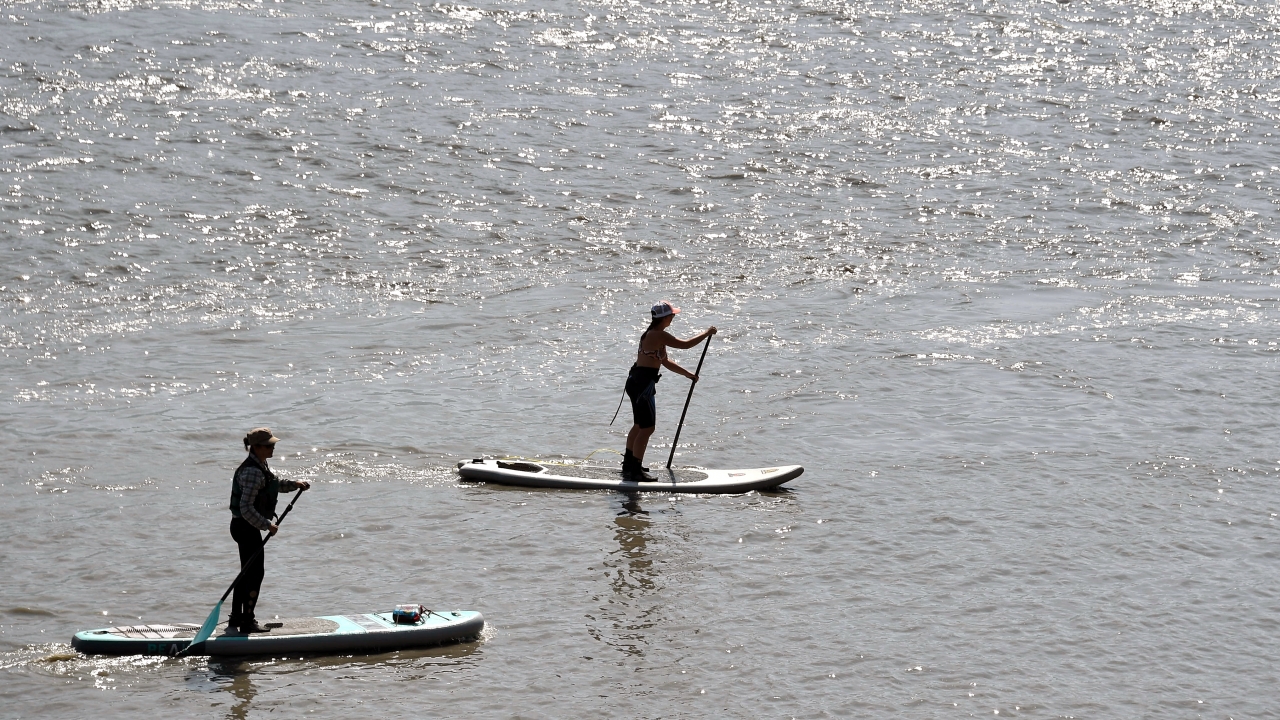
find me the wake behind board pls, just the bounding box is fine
[457,458,802,493]
[72,609,484,657]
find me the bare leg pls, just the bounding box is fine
[627,425,655,462]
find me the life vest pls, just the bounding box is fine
[230,454,280,522]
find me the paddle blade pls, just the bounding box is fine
[187,599,225,649]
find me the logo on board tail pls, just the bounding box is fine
[762,468,779,474]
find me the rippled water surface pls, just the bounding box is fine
[4,0,1280,717]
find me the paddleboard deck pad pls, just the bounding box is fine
[457,458,802,493]
[72,609,483,656]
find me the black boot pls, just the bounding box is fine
[623,449,651,473]
[621,454,650,480]
[631,456,657,481]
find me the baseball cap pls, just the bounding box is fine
[651,301,681,319]
[244,428,280,447]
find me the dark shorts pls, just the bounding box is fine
[625,365,660,429]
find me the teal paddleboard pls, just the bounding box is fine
[72,609,483,656]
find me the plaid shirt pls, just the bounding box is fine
[233,454,303,532]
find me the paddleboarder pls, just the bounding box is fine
[229,428,310,634]
[623,301,715,480]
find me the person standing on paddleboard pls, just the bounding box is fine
[623,301,715,480]
[229,428,310,634]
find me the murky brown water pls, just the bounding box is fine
[4,0,1280,716]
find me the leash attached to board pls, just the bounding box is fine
[608,386,626,426]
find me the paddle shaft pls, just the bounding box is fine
[666,335,712,469]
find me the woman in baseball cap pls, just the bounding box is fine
[227,428,311,634]
[621,301,716,480]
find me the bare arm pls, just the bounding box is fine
[661,357,696,380]
[659,326,716,350]
[660,325,716,380]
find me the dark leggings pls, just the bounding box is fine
[229,517,266,625]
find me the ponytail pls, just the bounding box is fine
[640,316,663,341]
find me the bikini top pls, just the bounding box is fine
[637,330,666,362]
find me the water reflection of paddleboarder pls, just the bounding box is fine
[208,659,255,720]
[228,428,310,634]
[621,301,715,481]
[603,492,655,657]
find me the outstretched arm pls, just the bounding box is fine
[660,326,717,350]
[279,478,312,493]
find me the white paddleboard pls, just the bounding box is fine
[457,458,801,493]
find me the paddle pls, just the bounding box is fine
[178,487,307,657]
[666,334,713,470]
